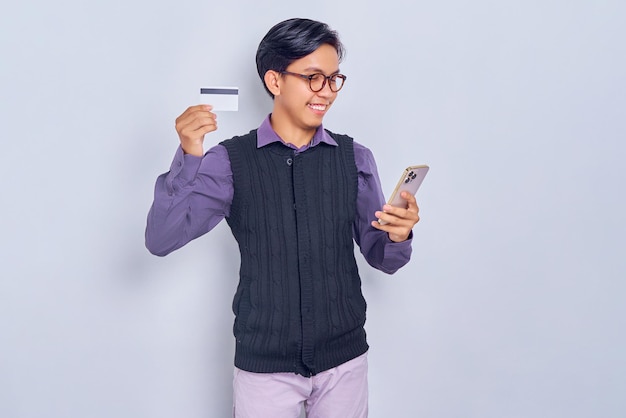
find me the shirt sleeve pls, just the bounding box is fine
[352,141,413,274]
[145,144,233,256]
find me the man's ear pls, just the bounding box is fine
[264,70,281,97]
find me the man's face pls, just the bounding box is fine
[273,44,341,131]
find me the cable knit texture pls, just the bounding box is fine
[221,129,368,377]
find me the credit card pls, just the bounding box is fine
[200,87,239,111]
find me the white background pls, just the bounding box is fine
[1,1,625,417]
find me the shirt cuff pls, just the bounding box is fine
[166,146,203,190]
[179,153,202,183]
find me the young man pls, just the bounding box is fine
[146,18,420,418]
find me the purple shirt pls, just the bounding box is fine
[146,115,412,274]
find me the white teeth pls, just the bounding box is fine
[309,104,327,111]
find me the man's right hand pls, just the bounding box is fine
[175,105,217,156]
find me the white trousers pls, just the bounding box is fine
[233,352,368,418]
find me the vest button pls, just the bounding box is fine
[286,158,293,166]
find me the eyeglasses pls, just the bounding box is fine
[280,71,347,92]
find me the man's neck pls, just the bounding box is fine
[269,113,317,149]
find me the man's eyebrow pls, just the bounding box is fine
[301,66,341,74]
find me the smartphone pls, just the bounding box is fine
[378,164,429,224]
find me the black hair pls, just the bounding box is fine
[256,18,345,98]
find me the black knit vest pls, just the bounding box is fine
[221,130,369,377]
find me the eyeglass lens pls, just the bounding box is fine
[310,74,344,92]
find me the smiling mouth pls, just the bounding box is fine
[308,104,328,111]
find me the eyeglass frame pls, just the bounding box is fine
[279,71,347,92]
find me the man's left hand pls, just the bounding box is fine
[371,191,420,242]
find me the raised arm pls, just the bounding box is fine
[145,105,232,256]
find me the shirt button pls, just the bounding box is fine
[286,158,293,166]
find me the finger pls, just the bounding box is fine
[181,104,214,115]
[176,107,216,128]
[180,124,217,141]
[377,203,420,226]
[379,205,417,224]
[371,219,413,242]
[176,113,217,140]
[401,191,419,213]
[375,210,405,227]
[371,220,384,230]
[178,115,217,134]
[176,105,216,126]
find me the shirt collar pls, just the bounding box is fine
[256,114,338,151]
